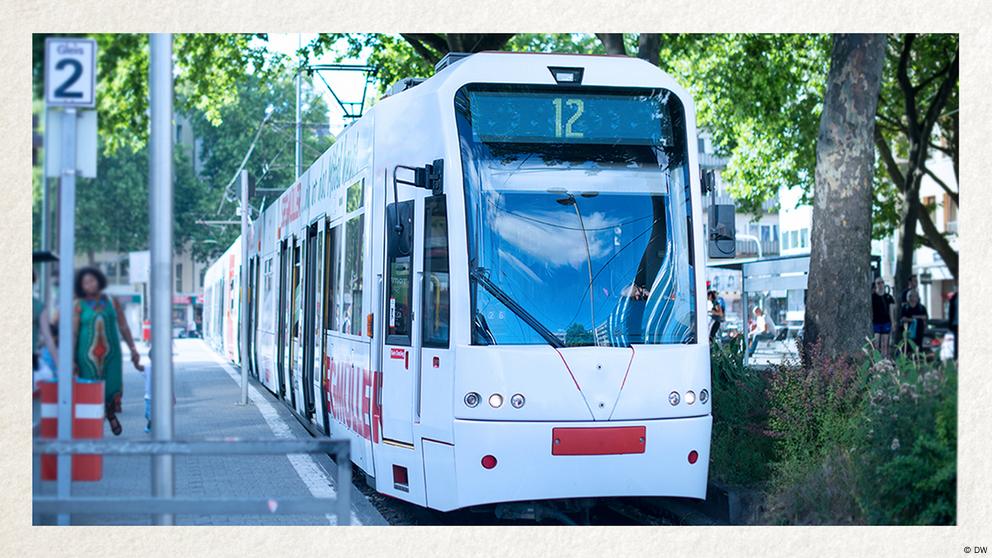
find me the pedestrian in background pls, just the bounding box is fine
[899,289,928,352]
[707,290,724,342]
[73,267,141,436]
[33,270,58,387]
[900,274,919,305]
[746,306,776,358]
[872,277,896,356]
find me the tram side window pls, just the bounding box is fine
[386,200,415,345]
[263,257,273,331]
[292,244,301,340]
[422,195,450,348]
[325,225,340,332]
[343,214,365,336]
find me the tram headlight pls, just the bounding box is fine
[464,392,480,408]
[489,393,504,408]
[510,393,525,409]
[685,390,696,405]
[668,391,680,406]
[700,389,709,404]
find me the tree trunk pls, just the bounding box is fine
[401,34,515,65]
[596,34,628,56]
[893,185,920,325]
[637,34,660,66]
[803,34,887,361]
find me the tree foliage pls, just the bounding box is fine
[189,72,334,262]
[305,33,516,95]
[32,35,332,263]
[648,34,832,217]
[33,33,278,153]
[874,33,959,286]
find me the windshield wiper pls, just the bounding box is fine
[470,267,564,349]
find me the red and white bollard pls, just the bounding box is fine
[142,319,151,343]
[39,379,104,481]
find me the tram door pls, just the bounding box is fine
[419,195,451,425]
[247,256,257,379]
[252,254,261,380]
[381,195,423,445]
[288,237,303,411]
[312,219,328,432]
[301,221,323,423]
[276,240,289,399]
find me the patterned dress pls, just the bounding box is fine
[75,295,123,412]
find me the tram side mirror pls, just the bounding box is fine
[708,204,736,259]
[393,159,444,197]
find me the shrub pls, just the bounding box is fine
[757,342,956,525]
[708,336,775,486]
[761,447,864,525]
[709,336,956,525]
[859,352,957,525]
[765,343,865,484]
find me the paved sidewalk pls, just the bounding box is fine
[35,339,386,526]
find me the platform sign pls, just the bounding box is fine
[45,38,97,108]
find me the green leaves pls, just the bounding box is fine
[187,71,334,262]
[32,34,332,263]
[660,34,830,216]
[33,33,279,154]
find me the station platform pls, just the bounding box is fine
[34,339,386,526]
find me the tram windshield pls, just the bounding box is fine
[455,85,697,347]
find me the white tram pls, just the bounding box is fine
[204,51,712,511]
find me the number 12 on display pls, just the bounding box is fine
[552,98,584,139]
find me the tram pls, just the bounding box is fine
[204,51,712,511]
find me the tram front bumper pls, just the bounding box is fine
[424,414,712,511]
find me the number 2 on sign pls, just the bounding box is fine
[552,98,584,138]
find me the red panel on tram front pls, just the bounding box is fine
[551,426,647,456]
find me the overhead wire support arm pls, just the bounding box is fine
[303,63,377,121]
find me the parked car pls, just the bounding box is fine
[922,319,950,355]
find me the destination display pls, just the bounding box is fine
[468,90,668,145]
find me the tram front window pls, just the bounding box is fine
[455,85,697,347]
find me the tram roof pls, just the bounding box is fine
[379,51,692,105]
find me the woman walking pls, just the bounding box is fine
[73,267,141,435]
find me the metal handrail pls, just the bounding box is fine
[33,437,352,525]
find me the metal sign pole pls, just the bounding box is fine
[240,170,250,405]
[41,108,51,309]
[54,107,77,526]
[149,33,175,526]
